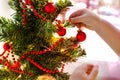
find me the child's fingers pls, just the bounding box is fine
[89,65,99,80]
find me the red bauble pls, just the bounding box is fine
[44,2,56,14]
[57,27,66,36]
[76,31,86,42]
[3,43,11,51]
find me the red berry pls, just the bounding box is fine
[76,31,86,42]
[57,27,66,36]
[3,43,11,51]
[25,0,31,5]
[12,61,21,69]
[73,43,79,49]
[44,2,56,14]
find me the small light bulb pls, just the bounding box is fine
[48,0,53,2]
[60,48,65,52]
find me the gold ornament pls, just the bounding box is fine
[36,74,56,80]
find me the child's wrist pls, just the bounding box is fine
[93,17,104,31]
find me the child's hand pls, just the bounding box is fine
[69,9,101,30]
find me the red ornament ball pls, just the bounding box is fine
[44,2,56,14]
[57,27,66,36]
[3,43,11,51]
[76,31,86,42]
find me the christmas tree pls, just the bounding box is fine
[0,0,86,80]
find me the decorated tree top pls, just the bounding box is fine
[0,0,86,80]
